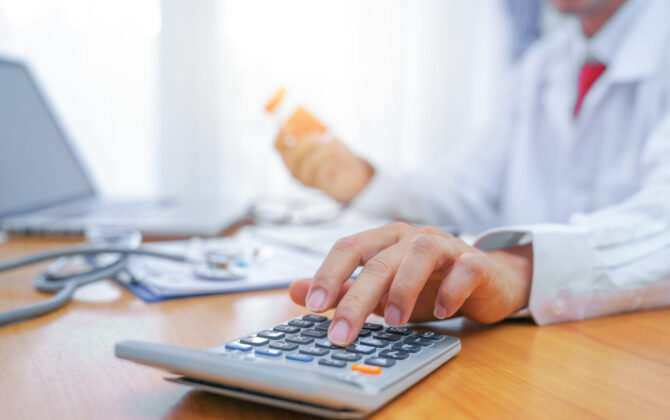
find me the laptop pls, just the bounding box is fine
[0,58,245,237]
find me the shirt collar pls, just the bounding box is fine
[580,0,646,64]
[566,0,670,82]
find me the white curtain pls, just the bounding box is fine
[159,0,513,204]
[0,0,160,197]
[1,1,513,204]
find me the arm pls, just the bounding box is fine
[349,76,519,232]
[476,113,670,324]
[275,80,518,233]
[288,223,532,346]
[289,113,670,344]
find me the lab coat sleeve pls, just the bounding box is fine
[474,114,670,324]
[351,78,518,233]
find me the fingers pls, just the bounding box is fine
[280,136,323,181]
[305,223,411,313]
[384,233,460,326]
[289,278,312,305]
[298,142,335,187]
[274,125,297,152]
[434,252,488,319]
[328,243,406,345]
[289,277,355,309]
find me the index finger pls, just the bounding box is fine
[305,222,413,313]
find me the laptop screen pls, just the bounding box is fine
[0,60,95,218]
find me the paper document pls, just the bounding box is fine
[249,208,392,256]
[122,235,324,298]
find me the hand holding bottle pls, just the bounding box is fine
[267,88,374,204]
[274,127,374,204]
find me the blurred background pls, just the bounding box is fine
[0,0,558,206]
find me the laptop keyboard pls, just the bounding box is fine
[2,199,167,235]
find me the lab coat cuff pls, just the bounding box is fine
[474,224,593,325]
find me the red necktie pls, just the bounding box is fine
[574,61,606,116]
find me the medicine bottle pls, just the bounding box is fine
[265,88,329,145]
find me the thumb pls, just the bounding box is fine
[289,278,313,306]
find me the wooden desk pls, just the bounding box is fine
[1,237,669,419]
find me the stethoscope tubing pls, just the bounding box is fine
[0,246,194,272]
[0,245,196,326]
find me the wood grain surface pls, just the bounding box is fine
[1,237,669,420]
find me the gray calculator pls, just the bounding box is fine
[115,314,461,418]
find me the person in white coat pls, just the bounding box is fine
[275,0,670,346]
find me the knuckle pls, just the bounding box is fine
[385,221,411,233]
[418,225,440,235]
[342,291,366,308]
[333,236,358,253]
[363,257,394,277]
[311,268,333,285]
[409,234,439,255]
[437,287,460,306]
[389,281,414,302]
[336,293,368,320]
[455,252,485,277]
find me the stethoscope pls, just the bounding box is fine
[0,231,249,326]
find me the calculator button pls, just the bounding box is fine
[319,358,347,368]
[379,349,410,360]
[391,343,422,353]
[255,348,282,357]
[359,338,389,348]
[273,324,300,334]
[373,332,402,342]
[356,329,372,337]
[225,342,252,352]
[386,327,412,336]
[414,331,444,340]
[361,323,383,331]
[315,339,341,350]
[302,314,328,323]
[286,336,314,345]
[352,363,383,374]
[332,351,361,362]
[345,344,376,355]
[257,330,285,340]
[404,337,433,347]
[364,357,396,368]
[314,320,332,331]
[269,341,299,351]
[286,353,314,363]
[299,346,330,356]
[301,329,327,338]
[240,336,270,346]
[288,319,314,328]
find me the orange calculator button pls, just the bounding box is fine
[351,363,382,375]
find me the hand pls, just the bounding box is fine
[274,128,374,204]
[289,223,533,346]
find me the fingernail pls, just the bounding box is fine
[329,320,350,345]
[385,304,402,326]
[306,288,326,311]
[434,304,448,320]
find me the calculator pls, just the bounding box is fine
[115,314,461,418]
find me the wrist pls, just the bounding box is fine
[342,159,375,204]
[487,244,533,313]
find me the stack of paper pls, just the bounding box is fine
[118,235,324,301]
[117,208,394,302]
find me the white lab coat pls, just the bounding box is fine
[352,0,670,324]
